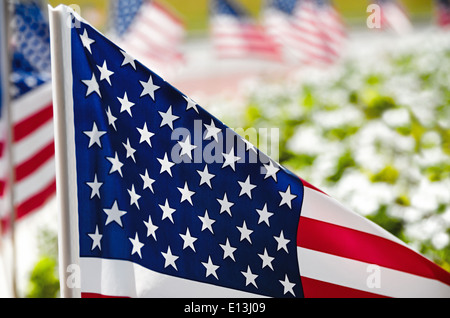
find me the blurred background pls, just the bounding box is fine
[1,0,449,297]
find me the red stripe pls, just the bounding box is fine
[150,1,185,27]
[0,180,5,197]
[300,178,327,195]
[16,178,56,220]
[81,292,129,298]
[15,141,55,182]
[297,216,450,286]
[14,103,53,142]
[301,276,388,298]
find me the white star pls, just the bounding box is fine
[105,106,117,131]
[217,193,234,216]
[243,137,257,153]
[279,275,296,296]
[180,228,197,252]
[88,225,102,251]
[118,92,135,117]
[255,203,274,226]
[202,256,219,280]
[177,182,195,206]
[159,199,176,223]
[120,50,136,69]
[129,233,144,259]
[183,95,199,113]
[127,184,141,210]
[197,165,215,188]
[241,266,258,288]
[219,238,237,261]
[79,29,95,53]
[82,73,101,97]
[83,122,106,148]
[279,185,297,209]
[199,210,215,234]
[86,174,103,199]
[137,123,155,147]
[140,75,160,100]
[238,176,256,199]
[262,160,280,182]
[157,153,175,177]
[161,246,179,270]
[122,138,136,162]
[159,105,179,130]
[222,147,241,171]
[106,152,124,177]
[97,60,114,85]
[258,248,274,270]
[177,135,197,160]
[274,230,290,253]
[144,215,158,240]
[140,169,155,193]
[204,119,221,142]
[237,221,253,244]
[103,200,127,227]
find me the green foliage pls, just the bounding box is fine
[26,257,60,299]
[220,31,450,270]
[26,228,59,298]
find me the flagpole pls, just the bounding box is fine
[1,0,18,299]
[49,5,81,298]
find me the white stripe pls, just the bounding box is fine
[13,120,54,165]
[302,187,409,247]
[12,82,52,123]
[142,3,184,36]
[80,257,266,298]
[14,157,55,204]
[297,247,450,298]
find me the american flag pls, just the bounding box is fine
[110,0,186,77]
[373,0,413,34]
[264,0,346,66]
[0,1,55,231]
[52,6,450,298]
[435,0,450,28]
[210,0,282,61]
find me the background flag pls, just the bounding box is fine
[50,5,450,298]
[0,1,55,232]
[110,0,186,77]
[373,0,413,34]
[264,0,346,66]
[210,0,281,61]
[435,0,450,28]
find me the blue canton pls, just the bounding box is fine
[71,16,305,298]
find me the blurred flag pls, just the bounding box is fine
[373,0,413,34]
[110,0,186,77]
[51,5,450,298]
[264,0,346,66]
[210,0,282,61]
[435,0,450,28]
[0,1,55,232]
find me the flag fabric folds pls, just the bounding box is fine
[0,1,55,232]
[210,0,281,61]
[110,0,186,77]
[264,0,346,66]
[50,5,450,298]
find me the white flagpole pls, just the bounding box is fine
[48,5,81,298]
